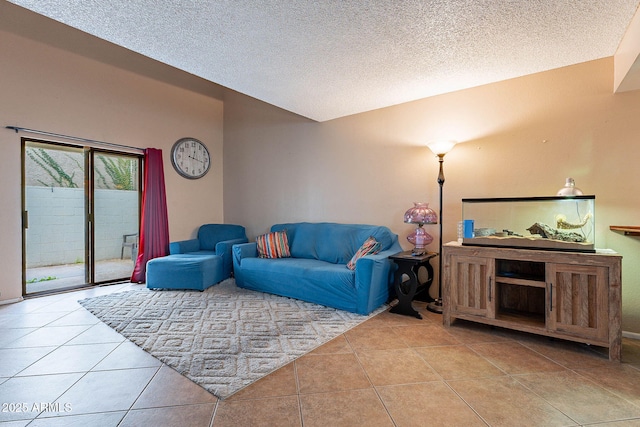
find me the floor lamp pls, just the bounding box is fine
[425,140,457,314]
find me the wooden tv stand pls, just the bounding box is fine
[442,242,622,361]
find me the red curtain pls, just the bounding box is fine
[131,148,169,283]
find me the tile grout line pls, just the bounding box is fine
[344,325,398,426]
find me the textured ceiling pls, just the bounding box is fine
[7,0,640,121]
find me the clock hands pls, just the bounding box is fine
[188,154,204,164]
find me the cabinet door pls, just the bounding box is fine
[449,255,494,318]
[547,263,608,342]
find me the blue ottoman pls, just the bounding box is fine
[146,254,224,291]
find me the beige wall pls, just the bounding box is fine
[0,28,224,302]
[2,6,639,336]
[223,59,640,334]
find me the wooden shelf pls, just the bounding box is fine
[610,226,640,236]
[495,310,545,328]
[495,276,546,288]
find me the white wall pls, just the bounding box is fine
[25,187,139,266]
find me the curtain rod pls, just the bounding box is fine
[5,126,145,154]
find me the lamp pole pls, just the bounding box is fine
[427,153,445,313]
[424,140,456,313]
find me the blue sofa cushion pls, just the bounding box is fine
[147,254,223,291]
[238,257,358,311]
[271,222,395,264]
[198,224,247,251]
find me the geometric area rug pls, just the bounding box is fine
[78,278,386,399]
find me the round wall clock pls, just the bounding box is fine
[170,137,211,179]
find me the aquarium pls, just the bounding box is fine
[461,196,595,252]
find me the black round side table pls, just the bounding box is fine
[388,251,437,319]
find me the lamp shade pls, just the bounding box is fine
[404,202,437,225]
[426,140,457,156]
[557,177,583,196]
[404,203,436,255]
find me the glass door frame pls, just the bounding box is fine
[21,137,143,296]
[90,148,143,285]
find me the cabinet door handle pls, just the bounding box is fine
[549,283,553,312]
[488,277,492,302]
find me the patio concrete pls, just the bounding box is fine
[26,259,135,294]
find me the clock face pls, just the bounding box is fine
[170,137,211,179]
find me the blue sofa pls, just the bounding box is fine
[146,224,248,290]
[232,222,402,315]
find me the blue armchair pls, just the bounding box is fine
[147,224,248,290]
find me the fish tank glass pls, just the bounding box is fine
[461,196,595,252]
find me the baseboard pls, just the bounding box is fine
[0,296,24,305]
[623,330,640,340]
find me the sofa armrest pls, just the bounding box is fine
[216,237,249,278]
[232,242,258,264]
[353,247,400,314]
[232,242,258,286]
[169,239,200,254]
[216,237,250,257]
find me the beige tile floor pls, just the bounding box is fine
[1,283,640,426]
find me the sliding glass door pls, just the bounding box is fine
[93,151,141,283]
[23,141,87,293]
[22,139,141,295]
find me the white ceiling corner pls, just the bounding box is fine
[7,0,640,121]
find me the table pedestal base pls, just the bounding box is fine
[388,251,436,319]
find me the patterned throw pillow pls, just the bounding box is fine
[256,230,291,259]
[346,236,381,270]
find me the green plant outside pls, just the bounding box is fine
[26,147,137,190]
[26,148,78,188]
[96,155,136,190]
[26,276,57,284]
